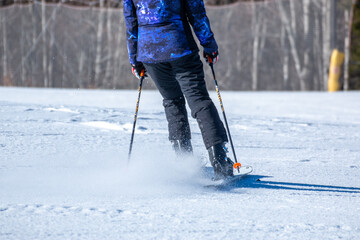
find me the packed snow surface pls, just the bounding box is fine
[1,87,359,239]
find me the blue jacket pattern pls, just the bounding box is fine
[123,0,218,65]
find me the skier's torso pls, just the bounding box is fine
[134,0,182,26]
[131,0,198,63]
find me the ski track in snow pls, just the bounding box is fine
[1,87,360,239]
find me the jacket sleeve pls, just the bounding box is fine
[123,0,138,65]
[183,0,218,53]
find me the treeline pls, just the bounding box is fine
[0,0,264,7]
[0,0,357,90]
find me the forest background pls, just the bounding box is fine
[0,0,359,90]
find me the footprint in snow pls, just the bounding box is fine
[0,204,123,217]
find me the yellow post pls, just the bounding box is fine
[328,49,345,92]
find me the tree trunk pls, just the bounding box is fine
[322,0,331,90]
[113,15,123,88]
[344,1,356,91]
[251,1,259,91]
[222,8,234,89]
[78,51,85,88]
[314,9,323,90]
[95,0,105,88]
[300,0,312,90]
[105,8,113,88]
[30,3,37,86]
[2,14,9,85]
[48,20,55,88]
[20,5,26,86]
[281,24,289,90]
[41,0,48,87]
[290,0,297,38]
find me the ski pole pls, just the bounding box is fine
[207,58,241,172]
[128,70,145,163]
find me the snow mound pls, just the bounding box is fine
[44,107,79,114]
[81,121,152,134]
[81,121,126,131]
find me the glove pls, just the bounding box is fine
[131,63,147,79]
[203,50,219,64]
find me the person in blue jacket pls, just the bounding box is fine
[123,0,234,179]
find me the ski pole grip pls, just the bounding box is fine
[140,69,145,77]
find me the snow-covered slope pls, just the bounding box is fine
[1,87,359,239]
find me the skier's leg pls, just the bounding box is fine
[171,53,234,177]
[171,52,228,149]
[144,62,192,154]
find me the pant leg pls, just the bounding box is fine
[170,53,228,149]
[144,62,191,141]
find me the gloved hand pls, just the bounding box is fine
[203,50,219,64]
[131,63,147,79]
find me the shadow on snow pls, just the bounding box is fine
[210,175,360,194]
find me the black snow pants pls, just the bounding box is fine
[144,52,228,149]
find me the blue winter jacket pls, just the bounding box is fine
[123,0,218,65]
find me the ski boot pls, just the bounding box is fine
[171,139,193,156]
[207,143,234,180]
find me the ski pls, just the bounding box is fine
[205,165,253,187]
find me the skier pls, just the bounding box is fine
[123,0,234,179]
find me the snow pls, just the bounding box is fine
[0,87,359,239]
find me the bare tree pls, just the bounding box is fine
[277,0,316,90]
[2,14,9,85]
[94,0,105,88]
[48,16,55,88]
[322,0,331,90]
[251,1,260,90]
[41,0,48,87]
[20,5,26,86]
[104,7,113,88]
[281,22,289,89]
[344,0,356,90]
[30,3,37,86]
